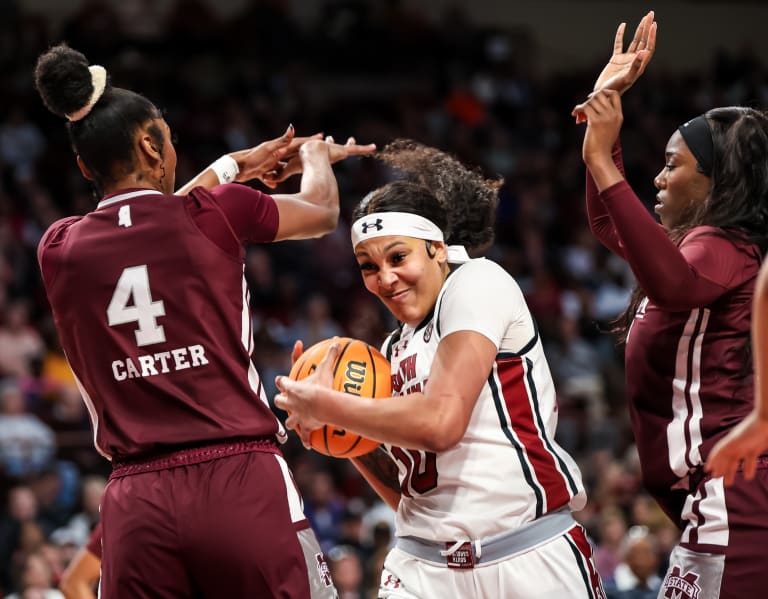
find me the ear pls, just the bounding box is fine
[138,133,162,164]
[76,156,94,181]
[432,240,448,264]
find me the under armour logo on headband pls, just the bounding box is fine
[361,219,383,233]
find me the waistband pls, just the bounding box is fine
[110,437,279,479]
[395,508,576,569]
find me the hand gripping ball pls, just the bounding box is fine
[288,337,392,458]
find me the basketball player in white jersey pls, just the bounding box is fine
[276,141,605,598]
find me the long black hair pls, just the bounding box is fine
[34,44,165,194]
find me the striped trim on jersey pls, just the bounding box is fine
[564,526,607,599]
[667,308,709,478]
[240,267,286,442]
[488,354,580,518]
[72,371,111,460]
[680,476,729,548]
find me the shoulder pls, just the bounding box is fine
[443,258,517,295]
[39,216,83,251]
[37,215,83,272]
[188,184,275,208]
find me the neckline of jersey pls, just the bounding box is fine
[97,189,163,209]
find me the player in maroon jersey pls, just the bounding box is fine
[33,43,374,598]
[573,12,768,599]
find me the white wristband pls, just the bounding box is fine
[210,155,240,184]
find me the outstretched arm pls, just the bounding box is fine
[706,260,768,485]
[175,124,316,194]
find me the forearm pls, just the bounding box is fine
[296,144,339,225]
[586,143,626,256]
[351,449,401,511]
[313,387,448,452]
[175,156,239,195]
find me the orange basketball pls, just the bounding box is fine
[288,337,391,458]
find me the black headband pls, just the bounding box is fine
[678,115,714,177]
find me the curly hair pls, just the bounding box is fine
[352,139,502,251]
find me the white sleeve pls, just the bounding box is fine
[437,259,535,352]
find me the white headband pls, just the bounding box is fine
[351,211,471,264]
[66,65,107,122]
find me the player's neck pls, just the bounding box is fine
[106,171,166,195]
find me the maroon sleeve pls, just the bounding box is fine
[186,185,279,257]
[585,142,627,257]
[86,521,102,559]
[598,181,735,310]
[37,216,82,286]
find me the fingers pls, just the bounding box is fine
[628,10,653,53]
[743,454,758,481]
[291,340,304,365]
[646,21,658,56]
[317,342,341,374]
[612,22,626,55]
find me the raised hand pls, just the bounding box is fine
[573,10,657,123]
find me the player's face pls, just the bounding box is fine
[653,130,711,229]
[355,236,448,327]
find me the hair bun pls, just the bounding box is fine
[34,44,102,119]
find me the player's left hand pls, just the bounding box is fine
[275,342,340,448]
[705,412,768,486]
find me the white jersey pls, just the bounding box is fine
[382,258,586,542]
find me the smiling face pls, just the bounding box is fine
[355,235,448,327]
[653,129,711,229]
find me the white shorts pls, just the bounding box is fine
[379,524,604,599]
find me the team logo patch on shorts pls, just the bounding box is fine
[315,553,332,587]
[662,566,701,599]
[444,541,474,569]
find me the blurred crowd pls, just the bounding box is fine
[0,0,766,596]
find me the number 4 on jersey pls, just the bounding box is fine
[107,265,166,347]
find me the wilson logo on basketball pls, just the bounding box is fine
[343,360,366,394]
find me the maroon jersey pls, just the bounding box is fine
[586,152,760,520]
[38,185,281,460]
[623,228,757,517]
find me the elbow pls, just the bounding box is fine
[58,578,76,598]
[419,413,465,453]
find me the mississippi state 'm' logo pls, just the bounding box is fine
[662,566,701,599]
[361,219,383,233]
[315,553,332,587]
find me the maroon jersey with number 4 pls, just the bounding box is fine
[38,185,282,461]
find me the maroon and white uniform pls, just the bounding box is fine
[587,144,768,599]
[39,186,337,598]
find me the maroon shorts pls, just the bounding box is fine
[100,440,336,598]
[670,457,768,599]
